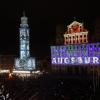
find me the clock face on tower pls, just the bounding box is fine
[19,59,27,67]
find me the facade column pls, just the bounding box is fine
[81,34,83,43]
[75,35,77,44]
[86,34,88,43]
[78,35,80,44]
[71,36,73,44]
[68,36,71,44]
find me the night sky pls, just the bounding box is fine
[0,0,99,57]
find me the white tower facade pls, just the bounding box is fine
[15,13,35,71]
[20,13,30,59]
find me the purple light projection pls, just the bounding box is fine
[51,43,100,65]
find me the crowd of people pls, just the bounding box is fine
[0,71,100,100]
[0,82,11,100]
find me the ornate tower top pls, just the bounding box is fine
[65,20,87,34]
[64,20,88,44]
[20,12,28,27]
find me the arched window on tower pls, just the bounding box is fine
[80,26,82,32]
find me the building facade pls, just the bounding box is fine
[51,20,100,74]
[64,21,88,44]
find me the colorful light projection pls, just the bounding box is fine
[51,43,100,65]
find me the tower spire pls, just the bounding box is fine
[20,12,28,27]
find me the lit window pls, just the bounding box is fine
[84,39,86,42]
[84,35,86,37]
[80,35,82,38]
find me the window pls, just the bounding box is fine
[84,39,86,42]
[73,40,75,44]
[80,26,82,31]
[90,45,92,48]
[84,35,86,37]
[94,45,96,48]
[77,39,78,43]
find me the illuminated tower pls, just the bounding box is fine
[64,21,88,44]
[20,12,30,59]
[15,13,35,70]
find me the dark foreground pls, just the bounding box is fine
[0,72,100,100]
